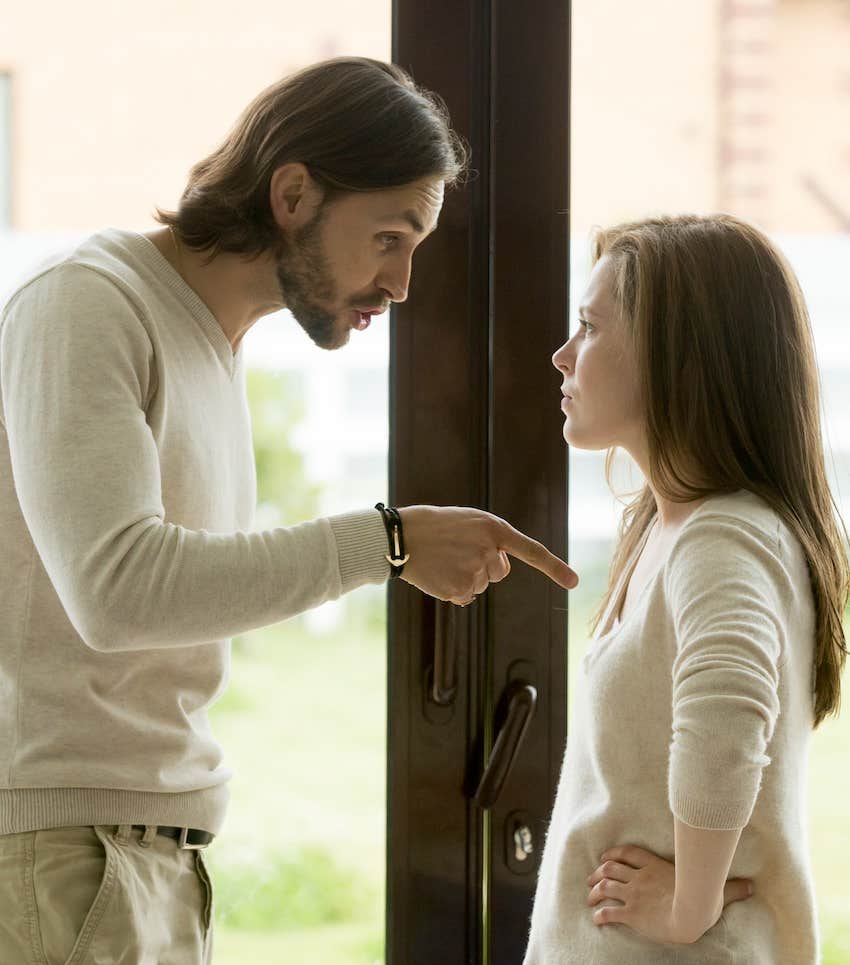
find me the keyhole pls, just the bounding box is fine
[513,824,533,862]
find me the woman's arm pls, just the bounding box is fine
[589,513,789,942]
[672,818,747,940]
[586,822,752,944]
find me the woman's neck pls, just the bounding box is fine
[624,438,711,530]
[651,490,710,529]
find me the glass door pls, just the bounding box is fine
[0,4,392,963]
[567,1,850,961]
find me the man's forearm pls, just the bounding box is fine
[671,818,743,942]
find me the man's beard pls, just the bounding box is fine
[275,211,346,350]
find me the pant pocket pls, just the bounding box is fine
[194,849,215,965]
[194,850,214,934]
[31,826,119,965]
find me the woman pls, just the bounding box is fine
[524,214,848,964]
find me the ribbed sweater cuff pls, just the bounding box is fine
[328,508,391,593]
[669,785,755,831]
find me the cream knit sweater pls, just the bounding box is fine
[524,491,818,965]
[0,230,390,836]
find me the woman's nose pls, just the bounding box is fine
[552,340,573,372]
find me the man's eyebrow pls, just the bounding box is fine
[380,210,437,235]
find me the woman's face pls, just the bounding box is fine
[552,254,643,453]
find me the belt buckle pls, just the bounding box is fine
[178,826,210,851]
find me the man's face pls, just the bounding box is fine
[276,177,444,350]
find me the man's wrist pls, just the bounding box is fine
[328,509,394,590]
[375,503,410,578]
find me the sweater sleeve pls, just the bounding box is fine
[664,513,787,830]
[0,264,390,652]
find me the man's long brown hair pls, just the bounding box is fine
[157,57,467,256]
[590,214,848,727]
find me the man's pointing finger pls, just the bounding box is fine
[497,523,579,590]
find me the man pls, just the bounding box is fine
[0,57,576,961]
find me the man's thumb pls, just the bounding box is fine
[723,878,754,907]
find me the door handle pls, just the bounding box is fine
[431,601,458,705]
[473,682,537,810]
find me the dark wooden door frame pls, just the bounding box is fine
[389,2,571,962]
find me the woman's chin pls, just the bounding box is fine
[562,425,610,452]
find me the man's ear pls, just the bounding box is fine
[269,163,324,230]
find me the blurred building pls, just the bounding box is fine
[0,0,848,619]
[2,1,848,234]
[571,0,850,236]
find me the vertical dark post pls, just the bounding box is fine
[389,1,570,961]
[486,1,570,961]
[389,1,490,962]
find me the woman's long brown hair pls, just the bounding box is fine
[590,214,848,726]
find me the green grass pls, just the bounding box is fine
[822,913,850,965]
[207,846,378,931]
[206,596,850,963]
[207,609,387,963]
[213,921,383,965]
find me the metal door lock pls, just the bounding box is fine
[505,812,537,876]
[513,824,533,862]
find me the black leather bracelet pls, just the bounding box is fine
[375,502,410,579]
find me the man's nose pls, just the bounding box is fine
[379,256,412,303]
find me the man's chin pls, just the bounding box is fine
[320,329,352,351]
[295,315,351,351]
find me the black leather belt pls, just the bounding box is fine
[131,824,214,850]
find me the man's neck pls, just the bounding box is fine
[144,227,284,352]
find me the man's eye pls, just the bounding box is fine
[379,234,400,249]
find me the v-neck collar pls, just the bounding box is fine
[128,231,241,380]
[595,515,659,641]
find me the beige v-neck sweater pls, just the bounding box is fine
[524,491,818,965]
[0,229,390,835]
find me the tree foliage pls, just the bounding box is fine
[246,368,321,528]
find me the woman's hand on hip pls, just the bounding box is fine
[586,844,753,945]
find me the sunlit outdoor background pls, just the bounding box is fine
[1,1,848,962]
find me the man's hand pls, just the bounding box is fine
[586,844,752,945]
[397,505,578,606]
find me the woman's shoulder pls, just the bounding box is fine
[688,489,783,544]
[667,489,808,589]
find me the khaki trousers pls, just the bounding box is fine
[0,825,213,965]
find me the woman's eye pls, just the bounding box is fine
[578,318,594,335]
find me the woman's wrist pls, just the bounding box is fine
[670,890,723,944]
[668,818,745,943]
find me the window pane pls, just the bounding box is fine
[0,73,10,227]
[570,1,850,958]
[0,6,390,963]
